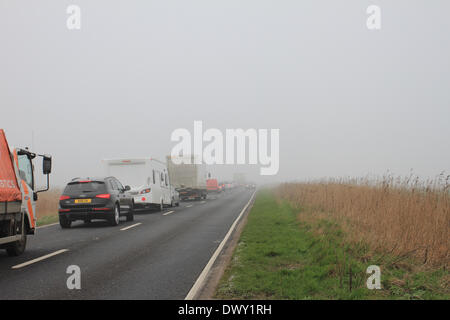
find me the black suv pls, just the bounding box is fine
[58,177,134,228]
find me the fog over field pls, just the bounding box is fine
[1,1,449,187]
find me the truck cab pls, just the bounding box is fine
[0,129,51,256]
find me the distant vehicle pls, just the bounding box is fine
[58,177,134,228]
[0,129,52,256]
[167,155,208,201]
[102,158,172,211]
[222,181,234,191]
[233,173,246,186]
[171,186,180,206]
[206,178,221,193]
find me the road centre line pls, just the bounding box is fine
[120,223,142,231]
[11,249,69,269]
[163,211,175,216]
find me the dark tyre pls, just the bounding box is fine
[6,234,27,256]
[59,216,72,229]
[126,202,134,222]
[109,204,120,226]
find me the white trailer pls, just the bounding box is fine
[102,158,173,210]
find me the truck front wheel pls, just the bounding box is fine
[6,234,27,256]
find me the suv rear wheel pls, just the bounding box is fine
[59,216,72,229]
[109,204,120,226]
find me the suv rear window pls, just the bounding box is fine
[63,181,106,195]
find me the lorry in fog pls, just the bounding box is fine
[167,155,208,201]
[0,129,52,256]
[102,158,173,210]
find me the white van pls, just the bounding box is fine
[102,158,173,211]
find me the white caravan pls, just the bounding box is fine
[102,158,172,211]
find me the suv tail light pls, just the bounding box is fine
[95,194,111,199]
[60,195,70,200]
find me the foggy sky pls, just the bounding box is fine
[1,1,449,187]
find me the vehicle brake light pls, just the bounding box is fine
[141,197,146,201]
[59,208,70,212]
[95,194,111,199]
[60,195,70,200]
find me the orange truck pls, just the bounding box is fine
[0,129,52,256]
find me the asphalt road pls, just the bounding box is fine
[0,188,254,299]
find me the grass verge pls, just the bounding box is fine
[215,190,449,300]
[36,214,59,227]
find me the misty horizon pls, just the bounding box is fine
[1,1,449,188]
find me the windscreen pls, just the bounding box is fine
[63,181,106,195]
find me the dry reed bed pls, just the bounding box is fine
[35,189,61,218]
[276,176,449,267]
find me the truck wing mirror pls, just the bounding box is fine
[43,155,52,175]
[124,185,131,191]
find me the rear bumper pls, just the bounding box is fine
[59,207,113,221]
[133,195,155,204]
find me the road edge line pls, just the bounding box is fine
[185,190,256,300]
[36,222,59,229]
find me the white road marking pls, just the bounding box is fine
[120,223,142,231]
[200,201,206,204]
[36,222,59,229]
[11,249,69,269]
[163,210,175,216]
[185,190,256,300]
[186,204,193,208]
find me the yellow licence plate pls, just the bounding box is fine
[74,199,91,204]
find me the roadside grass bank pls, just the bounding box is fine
[215,190,449,300]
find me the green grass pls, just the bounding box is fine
[36,214,59,227]
[215,190,449,300]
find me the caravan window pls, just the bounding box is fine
[165,173,168,186]
[152,170,155,184]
